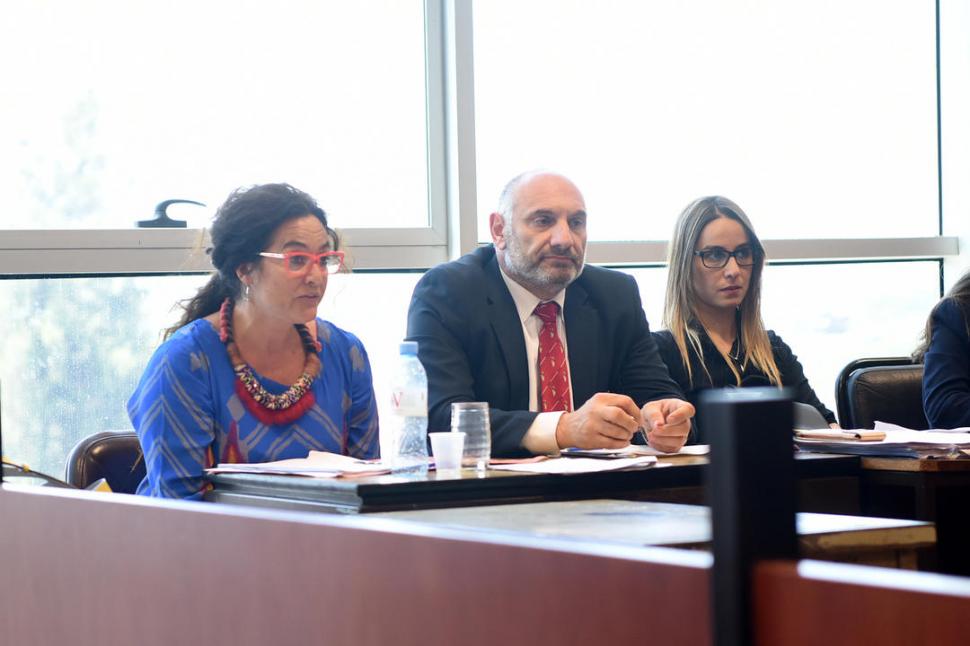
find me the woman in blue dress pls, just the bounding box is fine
[128,183,379,499]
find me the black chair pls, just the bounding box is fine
[835,357,928,430]
[65,430,146,493]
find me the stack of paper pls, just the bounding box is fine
[560,444,709,459]
[795,429,886,442]
[205,450,390,478]
[795,422,970,458]
[489,455,657,474]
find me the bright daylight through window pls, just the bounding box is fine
[0,0,428,230]
[474,0,937,242]
[0,1,954,479]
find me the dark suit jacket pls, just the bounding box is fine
[923,297,970,428]
[406,246,682,457]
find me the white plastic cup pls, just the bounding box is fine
[430,431,465,474]
[450,402,491,472]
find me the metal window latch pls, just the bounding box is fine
[136,199,206,228]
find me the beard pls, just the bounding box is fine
[502,228,585,295]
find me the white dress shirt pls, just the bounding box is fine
[497,265,572,454]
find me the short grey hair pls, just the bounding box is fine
[496,169,553,226]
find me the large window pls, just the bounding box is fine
[473,0,938,242]
[0,275,203,475]
[0,1,963,482]
[0,0,429,230]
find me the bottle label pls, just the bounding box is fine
[390,389,427,417]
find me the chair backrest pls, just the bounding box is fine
[834,356,915,425]
[64,430,145,493]
[836,359,927,430]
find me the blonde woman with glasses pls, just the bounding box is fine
[653,196,837,442]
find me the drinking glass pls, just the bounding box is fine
[450,402,491,472]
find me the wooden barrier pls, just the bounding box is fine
[754,559,970,646]
[0,484,710,646]
[4,390,969,645]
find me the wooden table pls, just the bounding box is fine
[372,499,936,569]
[858,456,970,575]
[205,452,861,514]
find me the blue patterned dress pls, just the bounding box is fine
[128,318,380,499]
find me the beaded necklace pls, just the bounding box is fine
[218,298,323,425]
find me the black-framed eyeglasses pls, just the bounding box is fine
[693,245,756,269]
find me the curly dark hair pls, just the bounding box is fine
[165,183,338,338]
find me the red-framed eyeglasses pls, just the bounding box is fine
[258,250,346,275]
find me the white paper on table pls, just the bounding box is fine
[489,455,657,474]
[796,422,970,458]
[205,450,390,478]
[629,444,709,457]
[872,421,970,442]
[208,469,346,478]
[560,444,709,459]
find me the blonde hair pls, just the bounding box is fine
[662,196,782,387]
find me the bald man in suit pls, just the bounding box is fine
[406,171,694,457]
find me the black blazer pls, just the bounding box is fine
[653,327,836,443]
[923,297,970,429]
[406,246,682,457]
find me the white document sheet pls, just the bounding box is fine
[489,455,657,474]
[205,450,390,478]
[560,444,709,459]
[872,421,970,442]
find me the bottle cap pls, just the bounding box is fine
[399,341,419,355]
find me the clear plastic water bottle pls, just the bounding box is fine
[384,341,429,476]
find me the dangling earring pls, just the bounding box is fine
[244,283,251,300]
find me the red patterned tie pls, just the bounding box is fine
[534,301,572,412]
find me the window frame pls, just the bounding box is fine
[0,0,962,282]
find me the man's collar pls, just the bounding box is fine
[497,261,566,324]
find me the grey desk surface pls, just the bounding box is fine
[372,499,935,557]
